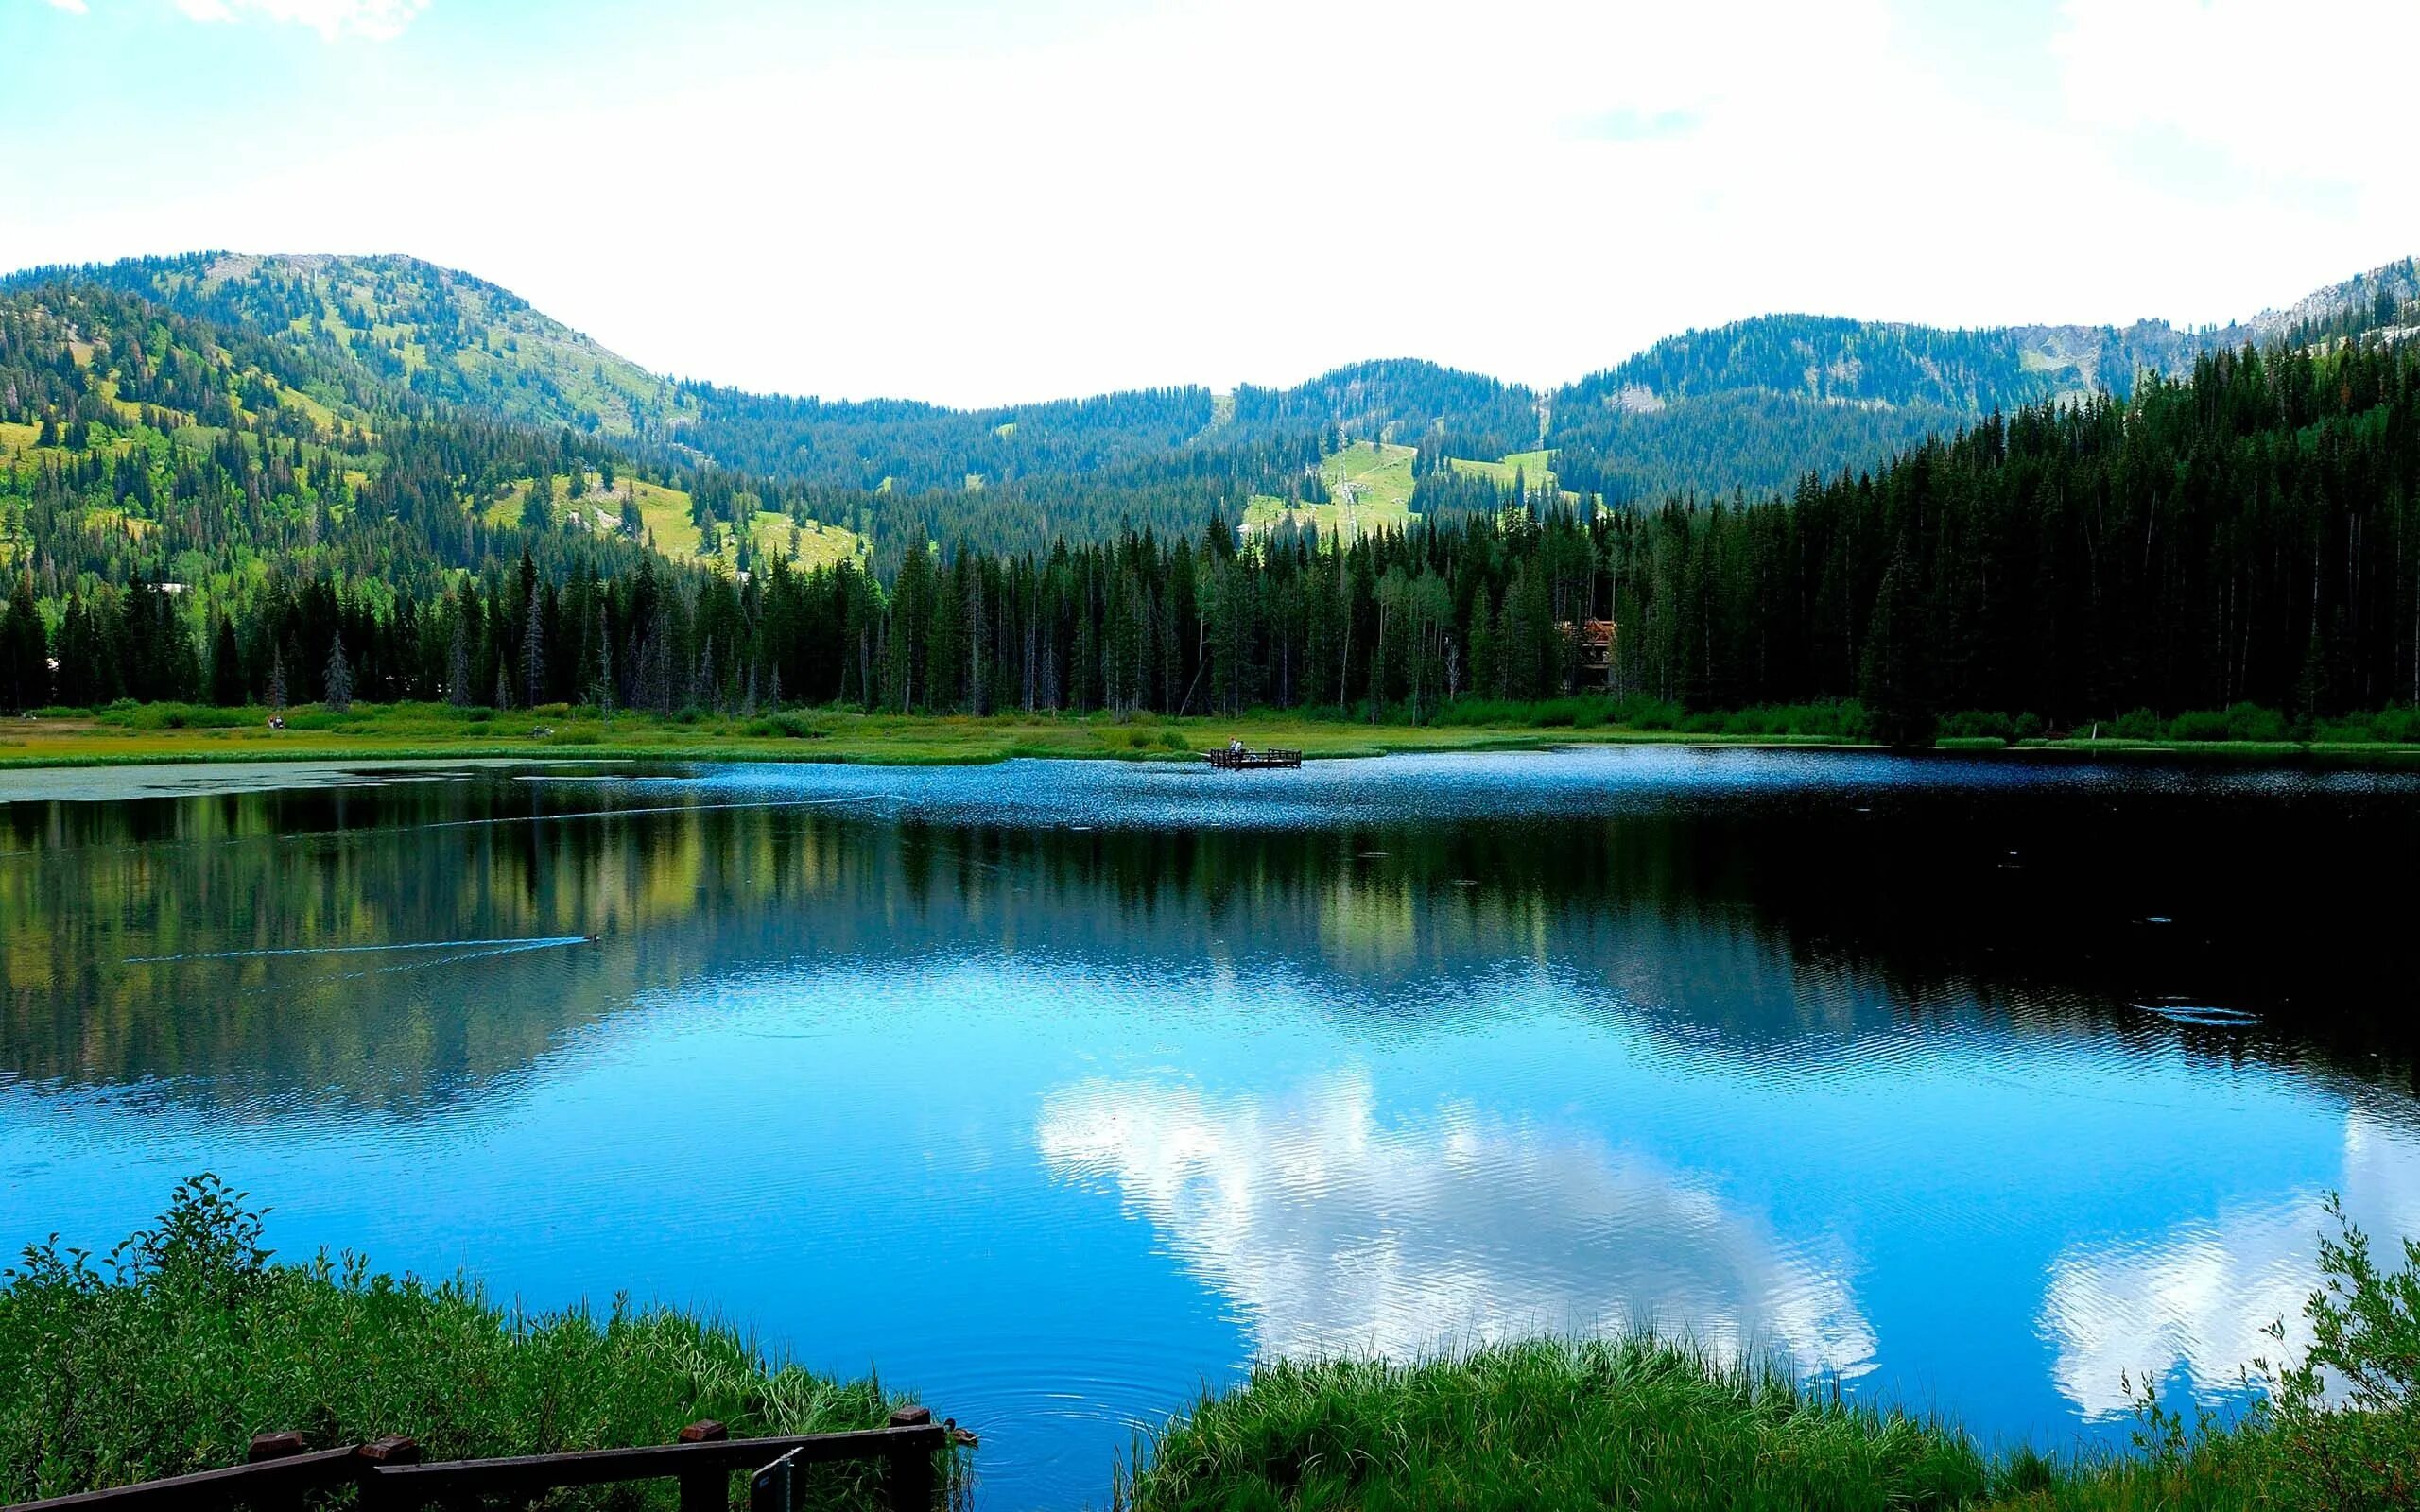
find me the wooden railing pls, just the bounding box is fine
[5,1409,958,1512]
[1203,747,1303,769]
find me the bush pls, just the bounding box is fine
[2112,708,2166,741]
[1938,711,2015,742]
[2168,709,2234,742]
[95,702,251,731]
[0,1177,955,1506]
[2167,703,2289,744]
[742,713,827,740]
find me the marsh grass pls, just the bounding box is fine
[1119,1337,1996,1512]
[0,1177,955,1507]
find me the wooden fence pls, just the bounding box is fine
[4,1409,958,1512]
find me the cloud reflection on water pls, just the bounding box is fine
[2040,1108,2420,1418]
[1039,1071,1876,1376]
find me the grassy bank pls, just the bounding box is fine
[1123,1202,2420,1512]
[0,1177,960,1507]
[5,697,2420,771]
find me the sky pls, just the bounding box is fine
[4,0,2416,407]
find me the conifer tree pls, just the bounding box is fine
[448,616,472,707]
[209,613,243,706]
[322,635,353,713]
[523,583,545,709]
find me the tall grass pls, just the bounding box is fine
[1121,1336,1994,1512]
[0,1177,958,1507]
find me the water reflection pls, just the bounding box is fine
[1040,1071,1876,1374]
[2041,1108,2420,1418]
[6,751,2420,1508]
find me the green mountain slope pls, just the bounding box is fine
[7,252,691,438]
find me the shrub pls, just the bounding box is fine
[742,713,827,740]
[2112,708,2166,740]
[1937,711,2015,742]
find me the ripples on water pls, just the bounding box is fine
[2,748,2419,1507]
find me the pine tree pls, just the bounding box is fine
[268,646,288,713]
[590,617,614,713]
[322,635,354,713]
[447,615,472,707]
[209,613,244,706]
[0,576,46,713]
[522,583,546,709]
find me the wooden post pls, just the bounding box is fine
[885,1408,936,1512]
[244,1432,309,1512]
[247,1431,308,1462]
[354,1435,421,1511]
[677,1419,730,1512]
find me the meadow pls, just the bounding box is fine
[1243,440,1420,541]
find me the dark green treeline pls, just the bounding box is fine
[4,340,2418,731]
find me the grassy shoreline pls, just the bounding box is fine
[18,1174,2420,1510]
[5,701,2420,772]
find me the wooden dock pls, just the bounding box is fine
[1204,747,1302,770]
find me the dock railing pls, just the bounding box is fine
[1203,747,1303,769]
[4,1409,957,1512]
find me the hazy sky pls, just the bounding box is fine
[6,0,2415,406]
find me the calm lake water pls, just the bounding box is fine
[5,748,2420,1507]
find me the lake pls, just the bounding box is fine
[4,747,2418,1508]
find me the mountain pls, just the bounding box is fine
[6,251,689,438]
[7,249,2415,545]
[1547,258,2420,501]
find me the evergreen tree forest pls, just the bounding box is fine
[5,254,2420,741]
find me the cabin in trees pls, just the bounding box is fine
[1561,618,1616,675]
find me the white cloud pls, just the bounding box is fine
[1039,1071,1876,1375]
[2054,0,2420,191]
[170,0,426,41]
[42,0,90,14]
[9,0,2417,403]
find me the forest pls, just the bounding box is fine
[5,303,2418,740]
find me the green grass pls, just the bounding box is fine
[1125,1338,1999,1512]
[486,474,866,576]
[1244,442,1419,541]
[0,1177,960,1508]
[1446,449,1572,502]
[8,698,2420,772]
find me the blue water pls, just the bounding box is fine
[4,748,2418,1506]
